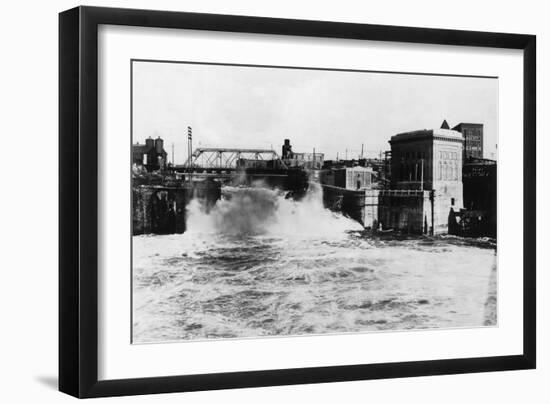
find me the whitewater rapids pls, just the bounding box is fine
[132,184,497,343]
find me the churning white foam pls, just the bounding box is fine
[186,183,362,237]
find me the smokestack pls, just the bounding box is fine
[154,136,163,153]
[282,139,292,159]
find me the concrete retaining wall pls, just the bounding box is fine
[321,185,448,235]
[132,180,221,235]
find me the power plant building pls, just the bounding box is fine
[319,122,465,235]
[384,125,464,233]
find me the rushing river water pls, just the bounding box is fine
[132,184,497,343]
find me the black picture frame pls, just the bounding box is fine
[59,5,536,398]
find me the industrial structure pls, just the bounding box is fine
[319,166,376,190]
[282,139,324,169]
[132,139,309,235]
[318,120,496,237]
[319,121,466,235]
[132,136,168,172]
[132,121,495,238]
[384,123,464,234]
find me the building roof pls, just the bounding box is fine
[346,166,374,172]
[452,122,483,130]
[440,119,450,129]
[390,128,463,144]
[433,128,463,139]
[132,142,168,155]
[132,144,151,154]
[463,157,496,166]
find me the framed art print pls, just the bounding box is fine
[59,6,536,398]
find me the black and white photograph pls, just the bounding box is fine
[1,0,542,400]
[131,60,498,344]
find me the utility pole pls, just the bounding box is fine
[361,143,364,159]
[420,158,424,190]
[187,126,192,184]
[171,142,174,165]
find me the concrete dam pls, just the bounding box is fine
[132,168,309,236]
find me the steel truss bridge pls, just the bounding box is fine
[178,148,288,171]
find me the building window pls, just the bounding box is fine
[438,161,442,180]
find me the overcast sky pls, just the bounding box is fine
[132,61,498,163]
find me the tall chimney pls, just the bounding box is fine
[282,139,292,159]
[155,136,164,153]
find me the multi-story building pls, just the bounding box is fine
[318,122,473,235]
[452,123,484,161]
[461,158,497,237]
[380,122,464,234]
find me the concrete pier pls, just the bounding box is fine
[321,184,368,227]
[321,184,458,235]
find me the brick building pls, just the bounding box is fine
[461,158,497,237]
[452,123,484,161]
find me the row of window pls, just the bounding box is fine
[398,161,459,181]
[438,151,458,160]
[403,151,426,160]
[398,162,424,182]
[438,161,459,181]
[464,129,482,135]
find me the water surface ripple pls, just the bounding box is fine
[132,186,497,343]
